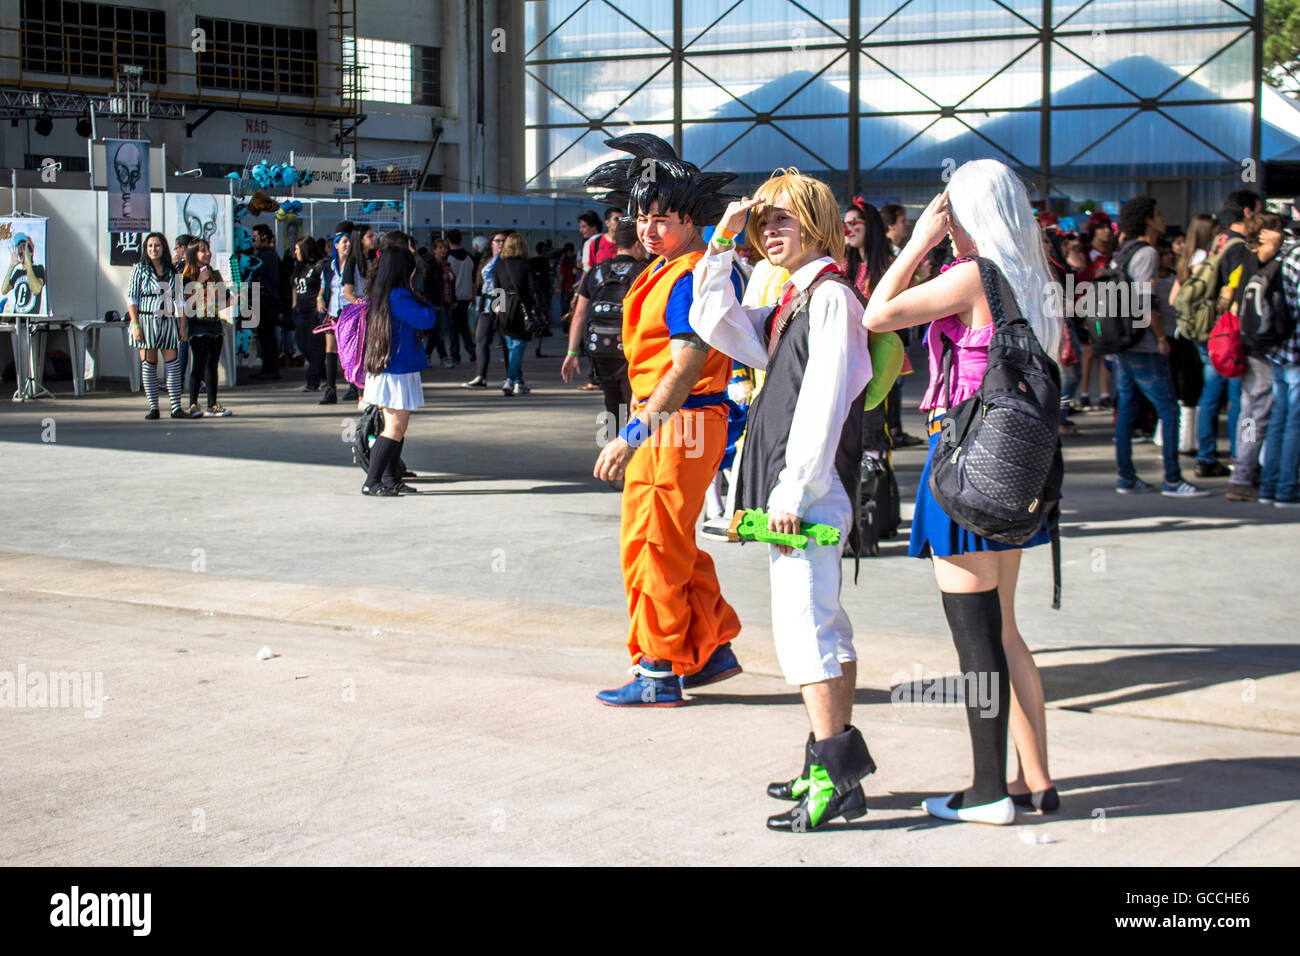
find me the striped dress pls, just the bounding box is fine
[128,261,182,349]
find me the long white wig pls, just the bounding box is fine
[947,159,1062,361]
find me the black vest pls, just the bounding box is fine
[736,271,867,555]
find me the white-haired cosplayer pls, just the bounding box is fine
[864,159,1064,825]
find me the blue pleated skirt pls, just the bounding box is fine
[908,431,1052,559]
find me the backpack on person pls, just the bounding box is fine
[333,299,369,388]
[585,258,643,356]
[1238,254,1296,355]
[1175,236,1244,343]
[1081,239,1149,354]
[930,257,1064,608]
[1208,309,1247,378]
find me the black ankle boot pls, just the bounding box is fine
[766,726,876,832]
[767,733,814,801]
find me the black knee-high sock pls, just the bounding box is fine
[940,588,1008,808]
[365,436,399,490]
[325,352,339,390]
[384,438,405,486]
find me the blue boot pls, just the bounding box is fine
[681,642,742,690]
[596,657,684,707]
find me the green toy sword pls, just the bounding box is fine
[726,509,842,549]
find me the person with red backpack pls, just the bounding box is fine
[358,244,437,496]
[1189,191,1260,474]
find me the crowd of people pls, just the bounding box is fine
[115,142,1300,832]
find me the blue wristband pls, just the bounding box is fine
[620,417,649,448]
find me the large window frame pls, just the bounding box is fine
[523,0,1265,203]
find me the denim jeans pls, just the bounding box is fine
[1114,351,1183,485]
[426,304,450,361]
[1195,342,1242,462]
[505,336,527,382]
[1260,361,1300,502]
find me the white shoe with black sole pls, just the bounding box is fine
[921,795,1015,825]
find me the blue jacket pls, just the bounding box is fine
[382,287,437,374]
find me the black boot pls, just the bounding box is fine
[362,436,401,495]
[767,733,814,801]
[767,726,876,832]
[386,439,418,493]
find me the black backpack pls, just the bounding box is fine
[857,452,900,557]
[1239,247,1297,355]
[930,257,1063,608]
[1081,239,1149,354]
[352,404,408,475]
[585,258,642,356]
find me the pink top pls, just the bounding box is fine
[918,259,992,413]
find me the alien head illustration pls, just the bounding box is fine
[182,194,220,247]
[113,142,144,218]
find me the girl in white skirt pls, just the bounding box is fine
[360,242,438,496]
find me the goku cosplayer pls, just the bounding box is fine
[585,133,748,707]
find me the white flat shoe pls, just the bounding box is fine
[921,794,1015,825]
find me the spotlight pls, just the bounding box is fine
[75,117,92,137]
[34,115,53,136]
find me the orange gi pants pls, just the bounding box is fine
[620,405,742,675]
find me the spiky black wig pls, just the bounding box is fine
[583,133,739,228]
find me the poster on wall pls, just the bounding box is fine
[105,138,151,233]
[110,231,144,267]
[0,217,50,316]
[174,193,229,254]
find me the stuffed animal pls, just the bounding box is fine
[246,190,280,217]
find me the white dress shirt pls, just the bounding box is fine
[691,250,873,517]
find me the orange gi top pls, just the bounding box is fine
[622,250,733,405]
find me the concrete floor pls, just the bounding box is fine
[1,355,1297,865]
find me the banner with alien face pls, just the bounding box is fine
[173,193,230,254]
[0,218,50,317]
[106,138,151,233]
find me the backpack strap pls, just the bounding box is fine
[1049,503,1062,611]
[971,257,1024,330]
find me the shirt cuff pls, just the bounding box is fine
[766,481,810,520]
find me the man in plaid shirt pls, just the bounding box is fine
[1259,216,1300,506]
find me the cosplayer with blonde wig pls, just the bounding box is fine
[691,168,903,831]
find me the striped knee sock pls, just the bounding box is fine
[142,360,159,410]
[164,358,183,412]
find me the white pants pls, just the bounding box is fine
[768,478,856,685]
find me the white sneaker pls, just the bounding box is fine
[501,378,515,396]
[921,794,1015,825]
[1275,500,1300,509]
[1161,480,1211,498]
[512,380,531,396]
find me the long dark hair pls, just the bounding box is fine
[348,224,375,285]
[843,197,891,295]
[142,231,174,278]
[364,244,425,376]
